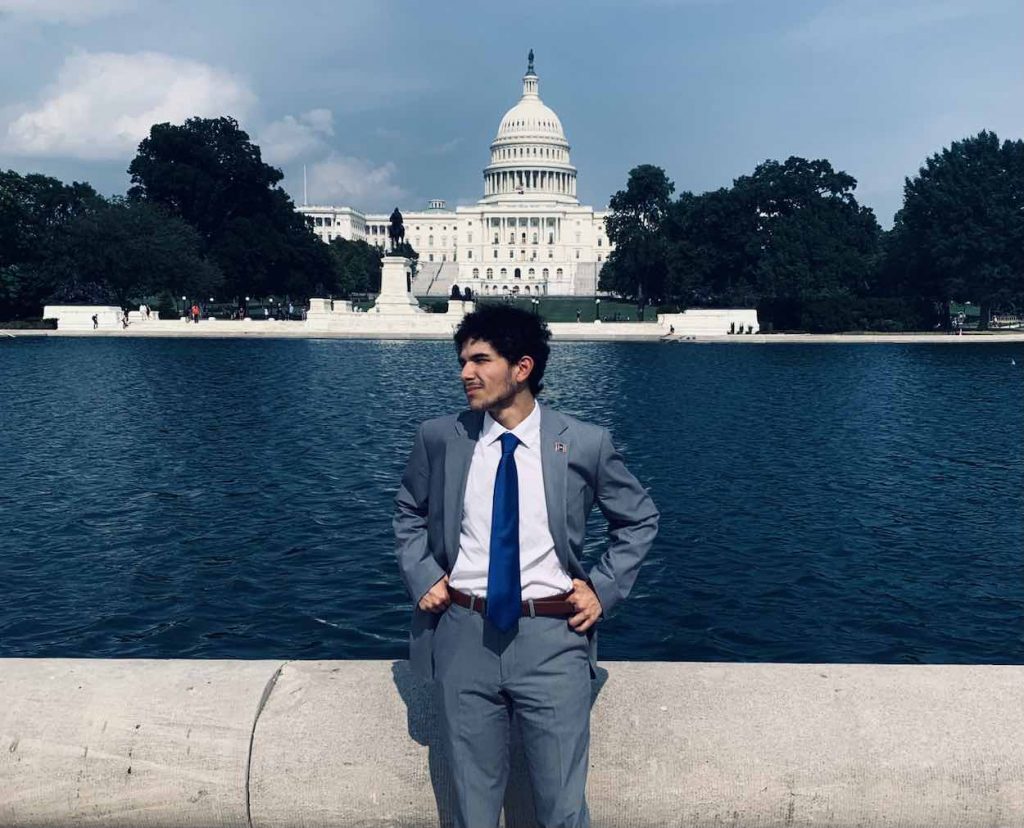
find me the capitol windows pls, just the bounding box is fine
[429,236,434,246]
[575,250,580,259]
[528,268,535,278]
[532,233,538,244]
[493,250,498,259]
[493,234,499,244]
[468,234,473,244]
[597,238,602,247]
[521,233,527,244]
[473,268,479,278]
[542,268,549,278]
[500,268,508,277]
[556,268,563,277]
[597,254,602,262]
[548,250,554,259]
[486,268,493,279]
[508,233,514,244]
[468,251,473,259]
[429,254,434,262]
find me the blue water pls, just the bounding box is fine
[1,337,1022,663]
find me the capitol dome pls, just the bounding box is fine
[495,97,566,142]
[481,51,578,205]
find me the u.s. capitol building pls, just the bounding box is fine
[298,52,612,298]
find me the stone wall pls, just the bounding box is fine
[2,659,1022,826]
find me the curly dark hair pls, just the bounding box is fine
[453,304,552,396]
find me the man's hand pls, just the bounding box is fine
[567,578,602,633]
[418,575,451,613]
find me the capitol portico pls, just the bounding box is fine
[299,52,612,297]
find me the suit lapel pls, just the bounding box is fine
[444,410,481,570]
[539,404,571,568]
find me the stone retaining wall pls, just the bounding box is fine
[2,660,1022,826]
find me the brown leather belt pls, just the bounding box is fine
[447,586,575,618]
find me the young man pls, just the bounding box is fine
[394,304,658,828]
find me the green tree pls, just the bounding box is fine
[663,186,762,307]
[0,170,98,319]
[660,157,880,327]
[888,131,1024,328]
[600,165,675,313]
[46,198,221,308]
[735,157,880,302]
[326,237,383,297]
[128,116,331,303]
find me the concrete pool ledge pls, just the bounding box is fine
[2,659,1023,826]
[5,326,1024,343]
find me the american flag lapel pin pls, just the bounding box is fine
[554,441,567,454]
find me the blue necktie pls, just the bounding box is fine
[487,432,521,632]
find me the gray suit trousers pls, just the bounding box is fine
[434,603,592,828]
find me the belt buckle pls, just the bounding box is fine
[527,598,536,618]
[468,595,478,613]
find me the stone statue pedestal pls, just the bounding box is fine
[371,256,423,315]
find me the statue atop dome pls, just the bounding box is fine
[527,49,535,76]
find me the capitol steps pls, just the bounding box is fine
[411,262,460,297]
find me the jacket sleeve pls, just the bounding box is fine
[393,423,446,604]
[587,428,659,618]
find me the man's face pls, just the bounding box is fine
[459,338,520,411]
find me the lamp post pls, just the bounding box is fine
[181,296,187,321]
[595,297,601,323]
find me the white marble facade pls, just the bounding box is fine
[299,53,612,297]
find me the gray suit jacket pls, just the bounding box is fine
[394,403,659,680]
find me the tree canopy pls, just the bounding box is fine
[599,164,675,307]
[129,116,331,302]
[0,170,98,319]
[886,130,1024,326]
[326,236,383,297]
[601,158,884,328]
[49,198,221,308]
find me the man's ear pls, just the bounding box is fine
[516,355,535,386]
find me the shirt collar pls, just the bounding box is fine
[482,400,539,449]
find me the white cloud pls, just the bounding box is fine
[306,153,409,209]
[3,50,255,160]
[0,0,135,23]
[257,109,334,165]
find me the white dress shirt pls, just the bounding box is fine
[449,401,573,599]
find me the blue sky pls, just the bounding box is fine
[0,0,1020,227]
